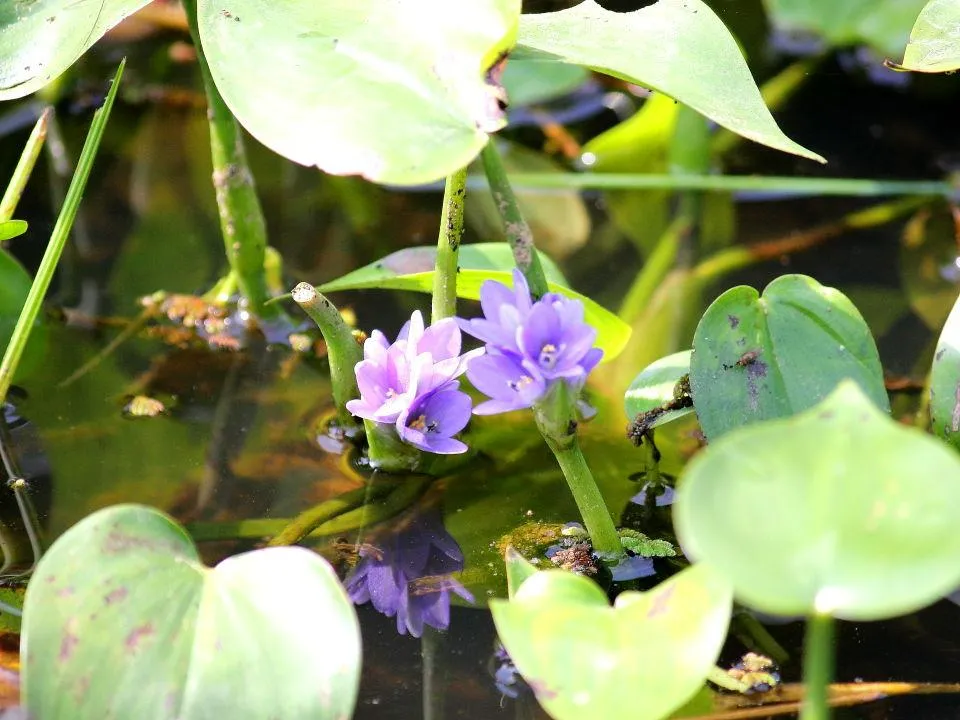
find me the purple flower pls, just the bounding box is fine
[344,507,474,637]
[458,270,602,414]
[345,311,480,454]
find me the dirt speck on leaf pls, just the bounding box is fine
[105,587,128,605]
[126,623,155,653]
[59,632,78,663]
[727,314,740,329]
[647,583,677,618]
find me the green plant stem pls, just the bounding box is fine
[291,282,362,430]
[183,0,277,319]
[475,174,956,197]
[267,485,382,547]
[801,612,835,720]
[0,62,124,405]
[0,108,50,222]
[480,142,549,298]
[188,476,432,542]
[534,394,621,557]
[431,168,467,323]
[618,216,690,323]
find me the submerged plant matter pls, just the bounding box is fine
[344,506,473,637]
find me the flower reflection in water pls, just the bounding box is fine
[344,505,473,638]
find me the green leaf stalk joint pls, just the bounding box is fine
[183,0,279,320]
[291,282,362,432]
[480,142,549,299]
[431,168,468,323]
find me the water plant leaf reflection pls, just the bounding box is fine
[345,506,473,637]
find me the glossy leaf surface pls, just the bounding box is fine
[516,0,824,163]
[690,274,888,440]
[676,381,960,619]
[895,0,960,72]
[624,350,694,428]
[22,504,361,719]
[0,0,151,99]
[490,563,732,720]
[198,0,519,185]
[0,220,27,242]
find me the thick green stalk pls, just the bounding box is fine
[0,63,124,404]
[480,142,549,298]
[801,612,835,720]
[291,283,361,430]
[0,108,50,222]
[431,168,467,323]
[267,486,379,547]
[183,0,277,319]
[479,173,955,197]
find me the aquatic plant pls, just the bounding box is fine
[460,269,602,415]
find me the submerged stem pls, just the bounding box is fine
[431,168,467,323]
[480,142,549,299]
[184,0,277,319]
[801,612,835,720]
[292,283,361,430]
[267,485,380,547]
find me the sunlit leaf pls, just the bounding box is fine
[490,564,732,720]
[623,350,694,429]
[517,0,824,163]
[0,0,151,100]
[676,381,960,619]
[22,504,361,720]
[930,291,960,450]
[198,0,520,185]
[0,220,27,242]
[765,0,928,57]
[893,0,960,72]
[690,274,888,440]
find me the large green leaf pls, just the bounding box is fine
[675,381,960,619]
[22,504,361,719]
[764,0,929,57]
[894,0,960,72]
[198,0,519,185]
[930,291,960,450]
[490,563,732,720]
[690,274,888,440]
[0,0,151,100]
[516,0,824,163]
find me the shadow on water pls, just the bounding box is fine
[3,11,960,718]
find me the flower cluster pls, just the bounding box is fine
[345,311,480,454]
[458,269,602,415]
[344,507,474,637]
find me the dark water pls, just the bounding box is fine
[2,13,960,720]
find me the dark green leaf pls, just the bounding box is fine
[198,0,519,184]
[22,504,361,719]
[502,57,589,107]
[0,248,45,380]
[517,0,824,163]
[675,381,960,619]
[690,274,888,440]
[490,564,732,720]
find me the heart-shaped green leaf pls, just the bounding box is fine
[516,0,824,163]
[690,274,888,440]
[930,291,960,449]
[675,381,960,620]
[0,0,151,99]
[893,0,960,72]
[490,563,732,720]
[22,504,361,720]
[624,350,694,430]
[0,220,27,242]
[198,0,519,185]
